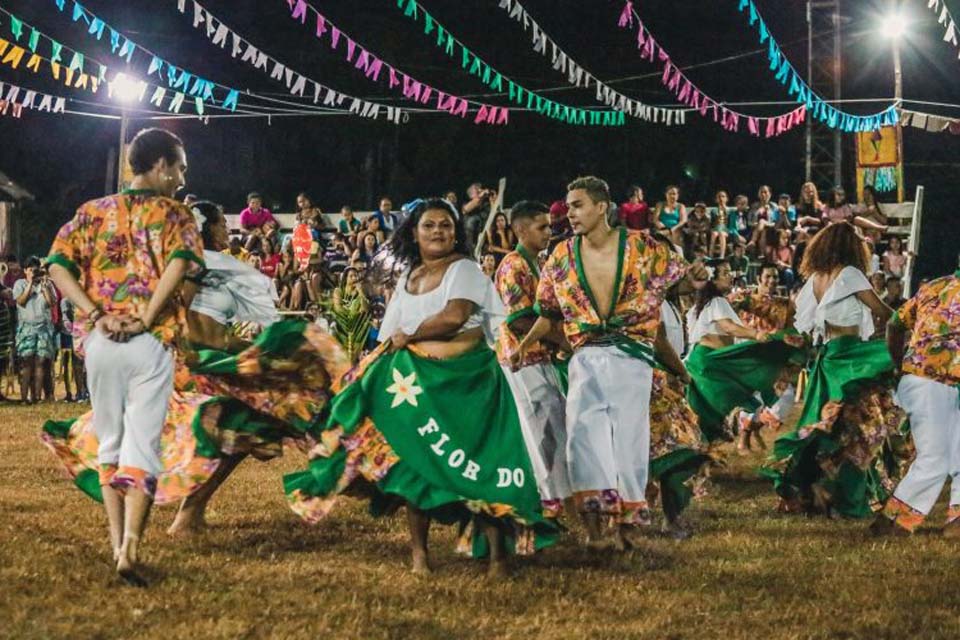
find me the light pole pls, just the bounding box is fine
[881,10,907,202]
[109,74,143,192]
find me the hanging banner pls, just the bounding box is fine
[391,0,625,127]
[855,127,901,198]
[495,0,684,126]
[176,0,406,124]
[279,0,502,124]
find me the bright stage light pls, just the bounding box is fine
[110,73,144,103]
[880,13,907,39]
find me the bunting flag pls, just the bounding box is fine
[900,108,960,134]
[175,0,407,124]
[495,0,684,125]
[47,0,240,114]
[391,0,625,127]
[282,0,505,125]
[616,4,805,137]
[0,80,68,119]
[729,0,897,131]
[925,0,960,57]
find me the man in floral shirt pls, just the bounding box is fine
[47,128,202,585]
[495,200,571,519]
[873,264,960,537]
[515,176,690,549]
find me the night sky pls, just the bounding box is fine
[1,0,958,278]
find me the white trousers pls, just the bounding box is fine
[502,363,571,503]
[85,330,174,477]
[892,374,960,513]
[566,346,653,503]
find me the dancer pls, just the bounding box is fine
[495,200,571,519]
[872,264,960,536]
[284,198,556,577]
[514,176,690,550]
[685,261,802,444]
[45,128,201,585]
[43,201,349,535]
[727,264,797,452]
[764,223,909,518]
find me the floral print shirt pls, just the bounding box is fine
[727,290,794,333]
[536,228,687,354]
[494,245,551,368]
[893,272,960,386]
[47,190,204,355]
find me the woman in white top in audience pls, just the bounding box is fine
[282,198,557,577]
[764,222,910,518]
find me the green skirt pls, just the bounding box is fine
[761,336,911,518]
[283,342,558,557]
[685,335,804,442]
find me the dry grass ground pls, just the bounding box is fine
[1,400,958,640]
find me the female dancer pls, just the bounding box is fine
[685,261,802,443]
[284,198,555,576]
[42,201,350,534]
[763,223,910,517]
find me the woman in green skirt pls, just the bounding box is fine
[284,199,556,577]
[762,223,910,517]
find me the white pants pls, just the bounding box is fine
[892,374,960,514]
[85,330,174,478]
[502,363,571,503]
[566,346,653,504]
[744,384,796,424]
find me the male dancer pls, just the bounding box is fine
[47,128,202,585]
[728,264,796,452]
[872,263,960,536]
[495,200,571,518]
[515,176,690,549]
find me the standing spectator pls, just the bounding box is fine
[773,230,796,289]
[548,197,572,252]
[654,185,688,247]
[618,185,650,230]
[239,192,277,233]
[443,190,458,206]
[484,212,515,267]
[371,196,400,236]
[883,236,908,279]
[14,256,56,404]
[59,297,87,402]
[338,205,361,241]
[462,183,495,254]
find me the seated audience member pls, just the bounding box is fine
[684,202,712,257]
[296,192,325,238]
[795,181,824,233]
[772,193,797,231]
[481,253,497,279]
[239,191,277,233]
[619,185,650,230]
[371,196,400,236]
[884,275,905,310]
[882,236,907,279]
[275,243,299,309]
[856,185,887,246]
[443,190,459,206]
[338,206,362,240]
[773,230,795,289]
[484,212,515,267]
[654,184,687,248]
[364,215,386,246]
[711,190,740,259]
[352,231,380,266]
[225,235,250,262]
[728,243,749,287]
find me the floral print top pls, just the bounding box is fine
[494,245,551,368]
[727,290,794,333]
[893,271,960,386]
[47,189,203,355]
[535,228,687,354]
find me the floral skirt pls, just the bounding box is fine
[41,320,349,504]
[762,336,913,518]
[283,342,558,557]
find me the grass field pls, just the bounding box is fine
[1,399,958,640]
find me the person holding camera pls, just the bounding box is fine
[462,182,497,254]
[13,256,57,404]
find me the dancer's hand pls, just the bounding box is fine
[389,331,411,352]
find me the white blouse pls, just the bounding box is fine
[661,301,686,357]
[794,265,874,342]
[378,259,505,344]
[190,250,280,326]
[687,296,744,345]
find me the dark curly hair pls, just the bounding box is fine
[191,200,225,250]
[388,198,469,268]
[799,221,870,278]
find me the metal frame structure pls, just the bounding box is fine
[806,0,843,189]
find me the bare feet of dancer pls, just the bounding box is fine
[407,505,432,574]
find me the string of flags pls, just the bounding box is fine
[900,108,960,134]
[0,80,67,119]
[282,0,504,125]
[925,0,960,57]
[617,3,807,137]
[174,0,407,124]
[391,0,626,127]
[495,0,685,126]
[730,0,897,131]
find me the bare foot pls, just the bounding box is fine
[116,536,148,588]
[486,558,509,580]
[167,508,207,536]
[411,551,432,574]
